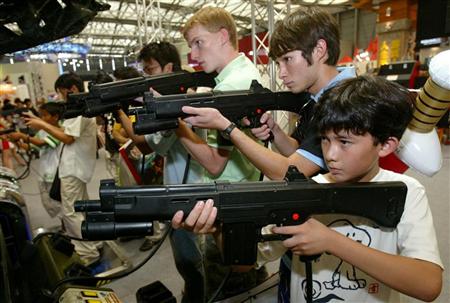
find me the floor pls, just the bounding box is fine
[18,145,450,303]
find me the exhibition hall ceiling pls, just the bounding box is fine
[70,0,357,56]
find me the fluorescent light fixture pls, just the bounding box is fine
[420,38,442,45]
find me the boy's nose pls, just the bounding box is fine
[278,67,287,79]
[190,49,199,61]
[324,144,339,162]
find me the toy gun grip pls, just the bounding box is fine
[244,111,274,142]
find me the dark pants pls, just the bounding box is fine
[203,234,268,301]
[170,229,205,303]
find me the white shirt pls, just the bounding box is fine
[257,169,443,302]
[59,116,97,183]
[33,130,61,182]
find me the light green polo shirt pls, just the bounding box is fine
[204,53,262,182]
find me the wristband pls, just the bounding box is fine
[220,122,237,140]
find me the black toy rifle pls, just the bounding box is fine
[75,170,406,265]
[0,108,30,117]
[132,80,310,134]
[63,70,216,118]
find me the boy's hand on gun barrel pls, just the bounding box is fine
[172,199,218,234]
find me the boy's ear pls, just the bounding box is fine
[162,62,173,73]
[314,39,328,62]
[378,137,399,158]
[219,28,230,46]
[69,84,80,94]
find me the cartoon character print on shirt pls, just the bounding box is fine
[324,219,372,290]
[301,219,372,302]
[301,279,345,302]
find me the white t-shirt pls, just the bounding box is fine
[59,116,97,183]
[33,130,61,182]
[257,169,443,302]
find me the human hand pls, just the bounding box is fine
[24,116,46,130]
[7,132,25,141]
[149,87,161,97]
[21,111,37,119]
[182,106,230,131]
[247,112,276,141]
[272,218,333,256]
[171,199,218,234]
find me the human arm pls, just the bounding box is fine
[111,127,129,145]
[16,141,30,151]
[8,131,46,147]
[175,120,230,176]
[24,116,75,145]
[273,218,442,302]
[182,106,320,179]
[115,110,152,154]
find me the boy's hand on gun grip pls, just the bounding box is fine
[272,218,335,256]
[246,112,275,141]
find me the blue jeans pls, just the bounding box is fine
[169,229,205,303]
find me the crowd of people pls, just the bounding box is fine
[0,5,444,303]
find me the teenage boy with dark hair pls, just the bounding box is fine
[25,73,102,267]
[138,41,182,75]
[173,75,443,302]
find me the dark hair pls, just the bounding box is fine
[94,70,114,84]
[138,41,182,71]
[54,72,84,92]
[113,67,141,80]
[269,7,340,66]
[40,102,65,119]
[314,75,414,144]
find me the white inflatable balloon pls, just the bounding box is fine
[396,50,450,176]
[397,128,442,177]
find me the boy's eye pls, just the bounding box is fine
[340,140,351,145]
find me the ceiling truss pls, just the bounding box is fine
[67,0,354,56]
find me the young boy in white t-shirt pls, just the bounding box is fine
[172,75,443,302]
[9,102,64,219]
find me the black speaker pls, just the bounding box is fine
[416,0,450,47]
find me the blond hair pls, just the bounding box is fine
[182,7,238,49]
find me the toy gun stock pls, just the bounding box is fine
[75,172,406,265]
